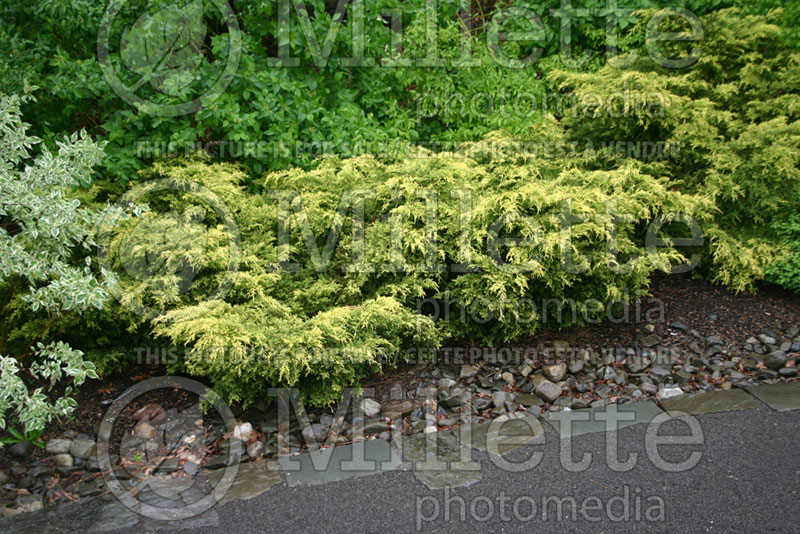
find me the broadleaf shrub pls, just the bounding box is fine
[0,93,119,434]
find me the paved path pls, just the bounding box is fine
[3,387,799,533]
[170,406,800,533]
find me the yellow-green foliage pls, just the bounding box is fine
[97,8,800,406]
[110,150,708,406]
[547,7,799,288]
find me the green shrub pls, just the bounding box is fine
[547,7,800,291]
[95,148,715,406]
[0,0,740,183]
[765,216,800,293]
[0,93,119,433]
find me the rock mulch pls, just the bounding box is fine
[1,320,798,518]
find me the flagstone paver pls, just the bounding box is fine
[208,460,282,504]
[545,400,665,437]
[461,415,546,455]
[746,381,800,412]
[659,389,761,416]
[392,430,482,490]
[277,438,402,487]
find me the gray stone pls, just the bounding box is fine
[758,334,777,345]
[568,359,584,374]
[515,394,543,407]
[77,480,104,498]
[440,390,468,408]
[301,423,329,444]
[639,336,661,348]
[279,438,402,486]
[544,363,567,382]
[473,398,491,411]
[183,461,200,476]
[659,389,761,416]
[534,379,562,403]
[459,365,478,379]
[0,495,140,533]
[247,441,265,460]
[361,419,389,435]
[764,351,787,371]
[640,382,658,395]
[463,416,545,455]
[381,400,419,416]
[492,391,510,408]
[600,366,618,380]
[360,398,381,417]
[208,460,282,504]
[133,422,156,440]
[746,382,800,412]
[8,441,34,459]
[45,438,72,455]
[658,385,683,399]
[394,431,481,490]
[70,439,96,460]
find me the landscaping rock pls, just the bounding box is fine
[764,351,787,371]
[301,423,329,444]
[459,365,478,379]
[359,398,381,417]
[133,403,165,422]
[45,438,72,455]
[544,363,567,382]
[658,385,684,399]
[52,454,74,468]
[534,380,562,402]
[639,336,661,348]
[233,422,254,442]
[515,394,543,407]
[133,422,156,440]
[381,400,418,416]
[247,441,265,459]
[8,441,35,459]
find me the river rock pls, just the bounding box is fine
[45,438,72,455]
[53,454,74,468]
[133,403,166,422]
[133,422,156,440]
[535,380,562,402]
[8,440,35,459]
[764,351,787,370]
[69,439,96,460]
[459,365,478,379]
[247,440,265,459]
[233,422,254,442]
[359,398,381,417]
[544,363,567,382]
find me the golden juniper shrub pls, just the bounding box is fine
[97,9,800,406]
